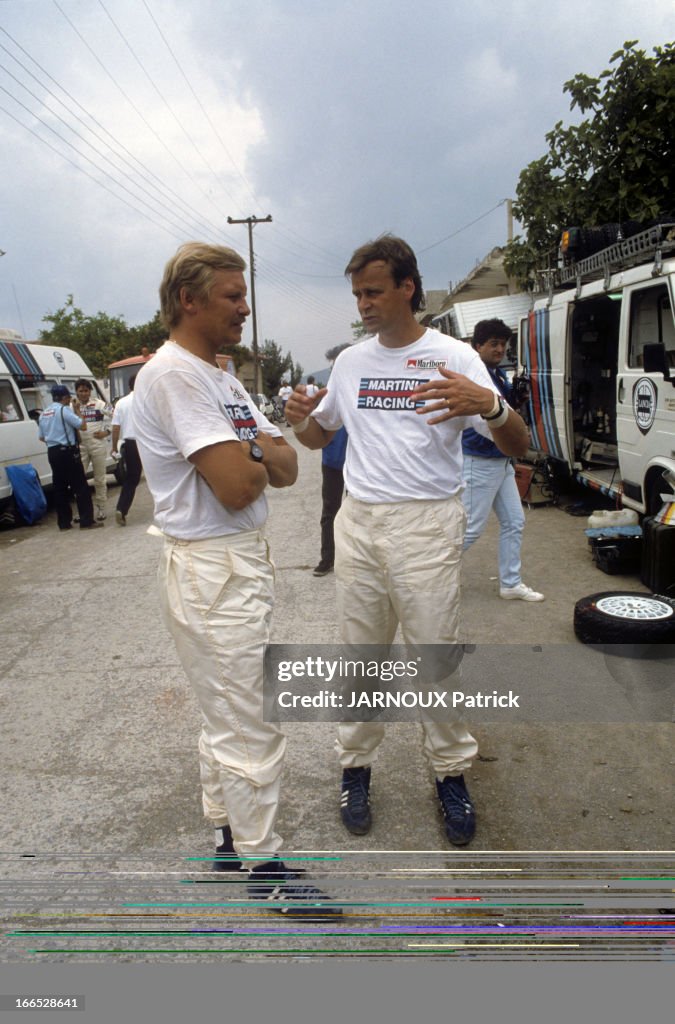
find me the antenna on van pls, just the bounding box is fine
[12,285,26,340]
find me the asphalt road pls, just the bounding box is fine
[1,433,672,863]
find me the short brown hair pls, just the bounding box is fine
[344,234,425,313]
[160,242,246,330]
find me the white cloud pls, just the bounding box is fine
[1,0,673,370]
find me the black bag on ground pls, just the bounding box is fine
[641,516,675,596]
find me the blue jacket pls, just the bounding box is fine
[322,426,348,470]
[462,366,512,459]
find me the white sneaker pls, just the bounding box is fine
[96,506,106,521]
[499,583,545,602]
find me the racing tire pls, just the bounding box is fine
[574,591,675,645]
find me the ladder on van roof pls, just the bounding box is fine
[550,222,675,295]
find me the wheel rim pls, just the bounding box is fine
[595,595,674,621]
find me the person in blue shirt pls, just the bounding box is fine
[38,384,102,531]
[461,319,543,601]
[313,425,348,576]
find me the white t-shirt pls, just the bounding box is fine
[132,341,281,539]
[278,385,292,402]
[312,329,498,503]
[112,392,135,439]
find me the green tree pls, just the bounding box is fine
[40,296,132,377]
[288,358,304,388]
[229,343,254,370]
[129,311,168,353]
[325,342,352,363]
[259,339,302,393]
[504,41,675,286]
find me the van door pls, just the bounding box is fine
[520,304,570,463]
[616,278,675,511]
[0,375,49,501]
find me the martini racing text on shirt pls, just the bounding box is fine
[357,377,430,411]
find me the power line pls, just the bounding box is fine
[0,28,223,236]
[417,199,508,253]
[0,101,183,242]
[140,1,348,268]
[0,61,221,241]
[0,7,360,331]
[96,0,246,215]
[52,0,230,223]
[141,0,254,215]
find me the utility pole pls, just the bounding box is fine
[506,198,514,242]
[227,214,272,392]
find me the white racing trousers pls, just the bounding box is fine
[157,528,285,858]
[334,495,478,776]
[79,438,108,509]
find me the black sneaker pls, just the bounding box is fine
[247,860,342,917]
[340,766,372,835]
[436,774,476,846]
[313,561,334,577]
[212,825,242,872]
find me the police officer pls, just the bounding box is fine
[38,385,103,531]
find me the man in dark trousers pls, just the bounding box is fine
[313,425,347,576]
[111,375,142,526]
[38,385,102,531]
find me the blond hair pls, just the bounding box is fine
[159,242,246,329]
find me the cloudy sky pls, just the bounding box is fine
[1,0,673,373]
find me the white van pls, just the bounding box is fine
[519,224,675,515]
[0,336,115,507]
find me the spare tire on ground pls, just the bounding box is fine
[574,591,675,645]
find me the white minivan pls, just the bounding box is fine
[519,223,675,515]
[0,334,116,508]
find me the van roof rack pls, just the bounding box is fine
[541,222,675,297]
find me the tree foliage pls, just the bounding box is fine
[39,296,165,377]
[132,311,167,353]
[325,342,352,363]
[259,339,303,393]
[40,296,129,377]
[504,41,675,286]
[39,299,304,389]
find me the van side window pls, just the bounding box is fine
[18,382,51,421]
[0,380,24,422]
[628,284,675,368]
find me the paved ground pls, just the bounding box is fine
[1,433,672,861]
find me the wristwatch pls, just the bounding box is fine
[249,441,265,462]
